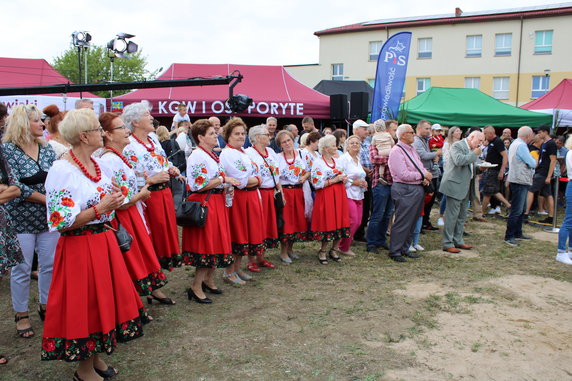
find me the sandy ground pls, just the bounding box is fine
[386,275,572,381]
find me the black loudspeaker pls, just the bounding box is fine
[330,94,348,120]
[350,92,369,120]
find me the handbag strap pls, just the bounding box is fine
[257,150,278,189]
[181,185,213,206]
[396,144,425,181]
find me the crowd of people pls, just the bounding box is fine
[0,98,569,379]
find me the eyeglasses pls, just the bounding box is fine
[84,127,103,133]
[111,125,127,131]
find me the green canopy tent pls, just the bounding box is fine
[399,87,552,128]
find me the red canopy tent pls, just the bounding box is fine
[0,57,105,112]
[114,63,330,119]
[521,79,572,127]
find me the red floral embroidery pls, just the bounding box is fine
[42,338,56,352]
[61,197,75,207]
[195,176,206,185]
[86,339,96,351]
[201,167,208,174]
[49,211,64,227]
[130,155,138,162]
[121,174,127,181]
[120,186,129,196]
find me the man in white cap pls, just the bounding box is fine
[352,119,373,242]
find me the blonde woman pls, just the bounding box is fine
[3,104,58,338]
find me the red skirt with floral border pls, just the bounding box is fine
[42,228,147,362]
[311,183,351,241]
[259,188,279,248]
[182,192,233,268]
[114,206,167,296]
[145,186,182,270]
[228,188,266,256]
[280,186,310,242]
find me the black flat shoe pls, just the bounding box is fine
[94,365,118,378]
[187,288,212,304]
[390,255,407,262]
[15,314,34,338]
[317,250,328,265]
[202,283,223,295]
[38,306,46,322]
[403,252,420,259]
[147,294,176,305]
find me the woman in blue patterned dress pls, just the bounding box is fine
[2,104,58,338]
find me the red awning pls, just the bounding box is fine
[115,63,330,119]
[521,79,572,127]
[0,57,100,98]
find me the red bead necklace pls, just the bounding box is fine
[70,149,102,183]
[132,134,155,152]
[105,146,132,168]
[199,145,220,163]
[283,151,295,165]
[322,156,336,169]
[226,144,244,153]
[254,146,268,158]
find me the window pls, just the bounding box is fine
[535,30,553,54]
[332,64,344,81]
[417,78,431,95]
[495,33,512,56]
[493,77,510,99]
[369,41,383,61]
[531,75,550,98]
[466,35,482,57]
[418,38,432,59]
[464,77,480,89]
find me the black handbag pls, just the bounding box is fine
[258,151,285,230]
[396,144,434,194]
[111,222,133,252]
[176,188,211,227]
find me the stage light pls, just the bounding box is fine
[107,33,138,59]
[72,31,92,47]
[228,94,253,113]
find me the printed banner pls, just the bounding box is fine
[371,31,412,121]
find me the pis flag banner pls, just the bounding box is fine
[371,31,412,121]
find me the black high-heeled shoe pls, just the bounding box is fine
[187,288,212,304]
[38,306,46,322]
[318,250,328,265]
[329,249,342,263]
[146,294,175,305]
[202,282,223,295]
[94,365,118,378]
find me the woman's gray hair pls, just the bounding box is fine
[121,102,151,132]
[447,126,460,144]
[248,124,267,144]
[373,119,386,132]
[318,134,336,154]
[344,135,361,153]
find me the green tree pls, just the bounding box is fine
[52,45,160,98]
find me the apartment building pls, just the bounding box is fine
[286,3,572,106]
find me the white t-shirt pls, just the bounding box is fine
[171,113,190,129]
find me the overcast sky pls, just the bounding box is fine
[2,0,560,75]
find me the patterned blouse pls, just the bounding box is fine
[45,159,115,232]
[2,142,56,234]
[220,146,260,189]
[310,156,346,190]
[99,152,138,203]
[277,150,309,186]
[186,148,226,192]
[123,134,173,187]
[245,147,280,188]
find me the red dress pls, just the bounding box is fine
[310,157,350,241]
[181,147,233,267]
[220,145,266,256]
[42,160,147,362]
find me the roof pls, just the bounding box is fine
[399,87,552,127]
[0,57,100,98]
[315,3,572,36]
[115,63,330,118]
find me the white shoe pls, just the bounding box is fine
[437,218,444,226]
[538,210,548,215]
[568,251,572,260]
[494,206,501,214]
[408,246,417,252]
[555,252,572,265]
[413,244,425,251]
[487,208,496,214]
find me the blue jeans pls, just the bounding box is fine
[505,183,530,240]
[557,182,572,251]
[439,195,447,215]
[366,184,394,248]
[411,217,423,246]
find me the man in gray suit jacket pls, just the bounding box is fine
[440,131,485,253]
